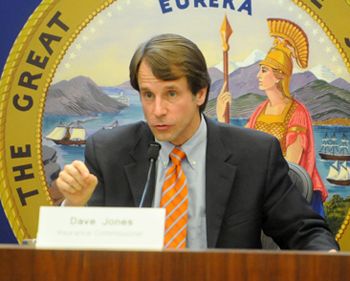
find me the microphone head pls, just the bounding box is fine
[147,142,161,161]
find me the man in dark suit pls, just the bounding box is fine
[56,33,338,251]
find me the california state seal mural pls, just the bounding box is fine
[1,0,350,249]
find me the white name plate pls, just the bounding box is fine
[36,206,165,250]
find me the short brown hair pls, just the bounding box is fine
[129,34,211,113]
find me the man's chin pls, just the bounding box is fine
[152,131,173,143]
[155,136,173,143]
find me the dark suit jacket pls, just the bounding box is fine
[85,117,338,250]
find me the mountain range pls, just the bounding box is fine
[205,77,350,121]
[45,49,350,123]
[208,61,337,100]
[45,76,127,115]
[331,78,350,91]
[204,59,350,122]
[294,80,350,121]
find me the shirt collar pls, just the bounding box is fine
[157,115,207,169]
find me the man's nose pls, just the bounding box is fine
[153,97,167,117]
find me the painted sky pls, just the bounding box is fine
[53,0,350,86]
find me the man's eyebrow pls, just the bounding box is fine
[139,86,152,92]
[140,84,180,92]
[164,86,177,91]
[164,84,181,90]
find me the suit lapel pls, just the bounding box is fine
[205,118,237,248]
[122,118,237,246]
[124,123,155,207]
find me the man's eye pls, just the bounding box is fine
[143,92,153,99]
[168,91,177,98]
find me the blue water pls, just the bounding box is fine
[313,126,350,199]
[42,93,144,167]
[42,94,350,201]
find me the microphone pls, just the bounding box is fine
[139,142,161,208]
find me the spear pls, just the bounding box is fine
[220,15,233,124]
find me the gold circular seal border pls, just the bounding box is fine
[291,0,350,245]
[0,0,349,244]
[0,0,116,243]
[292,0,350,73]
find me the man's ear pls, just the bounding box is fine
[196,87,207,106]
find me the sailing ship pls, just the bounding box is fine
[326,161,350,186]
[319,133,350,161]
[45,121,87,146]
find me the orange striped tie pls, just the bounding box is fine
[160,147,188,249]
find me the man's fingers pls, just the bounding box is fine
[59,162,97,190]
[85,174,98,190]
[58,170,84,192]
[72,160,91,179]
[63,164,87,189]
[54,160,98,206]
[56,176,81,195]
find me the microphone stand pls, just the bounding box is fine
[139,142,161,208]
[139,158,156,208]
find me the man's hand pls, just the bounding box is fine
[56,160,98,206]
